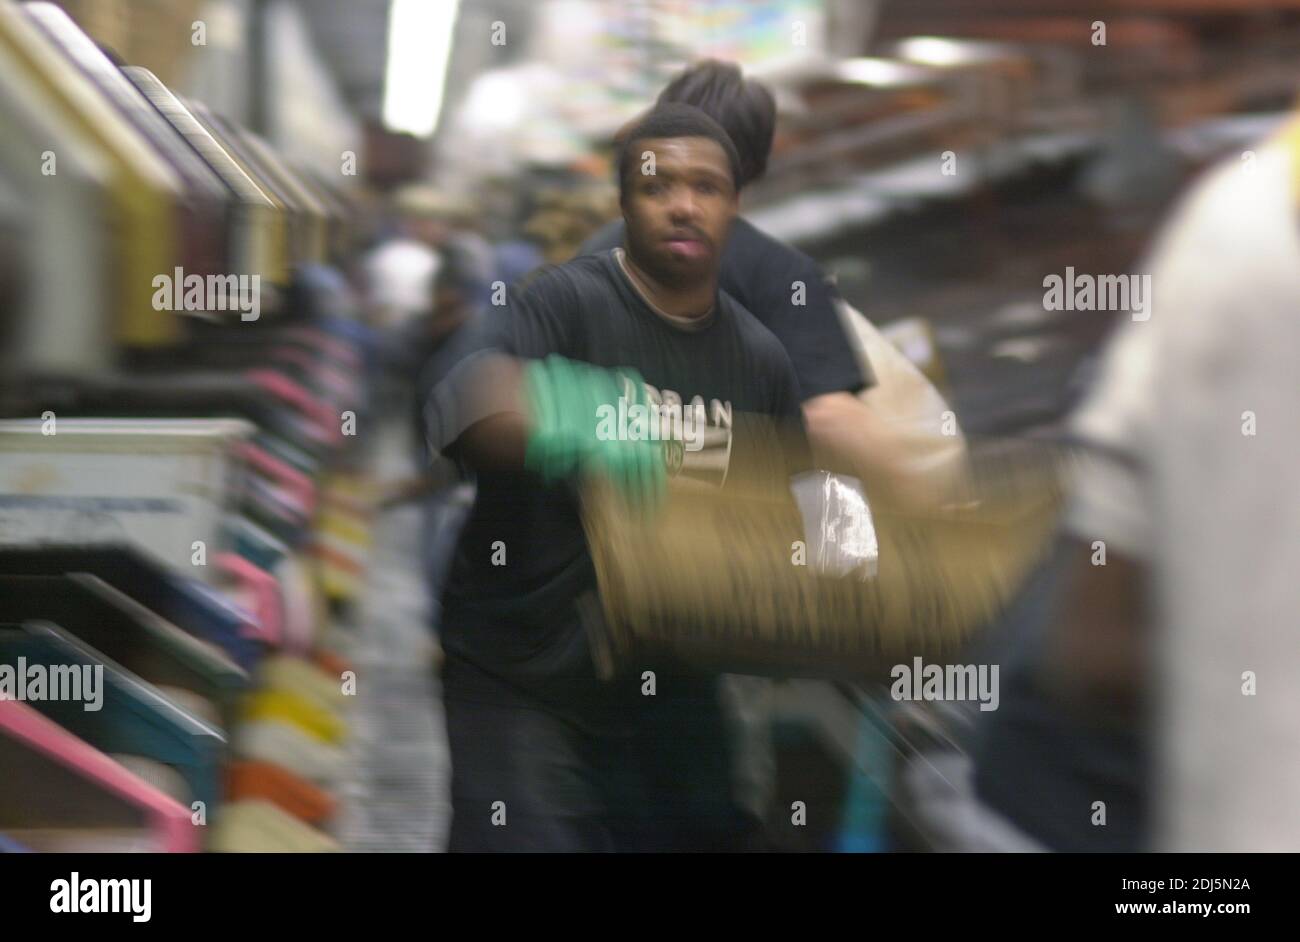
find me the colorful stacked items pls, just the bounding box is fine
[0,5,373,853]
[0,543,358,851]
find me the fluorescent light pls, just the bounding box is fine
[383,0,460,137]
[835,58,932,88]
[459,71,525,133]
[895,36,1004,67]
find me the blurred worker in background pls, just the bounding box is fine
[425,104,809,851]
[1043,116,1300,851]
[374,214,492,626]
[362,185,447,332]
[532,185,622,265]
[409,263,482,608]
[363,185,499,330]
[973,116,1300,852]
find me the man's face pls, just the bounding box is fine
[622,136,738,283]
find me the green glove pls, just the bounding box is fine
[523,354,666,511]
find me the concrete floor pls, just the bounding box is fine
[336,425,451,852]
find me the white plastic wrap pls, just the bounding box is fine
[791,470,879,580]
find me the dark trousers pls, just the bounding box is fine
[441,655,758,852]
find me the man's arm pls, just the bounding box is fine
[455,399,532,472]
[427,269,573,474]
[440,354,531,472]
[737,230,953,508]
[803,390,948,511]
[429,327,664,506]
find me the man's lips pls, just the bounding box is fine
[663,233,709,258]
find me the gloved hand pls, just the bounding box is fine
[523,354,665,511]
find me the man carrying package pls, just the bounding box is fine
[424,104,809,851]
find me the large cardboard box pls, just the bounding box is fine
[582,441,1065,681]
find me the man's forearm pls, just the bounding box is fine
[802,391,948,511]
[456,411,531,470]
[442,354,664,515]
[439,354,532,472]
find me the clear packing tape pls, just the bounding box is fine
[791,470,879,580]
[582,437,1067,681]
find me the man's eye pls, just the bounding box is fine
[694,182,717,195]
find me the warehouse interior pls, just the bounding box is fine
[1,0,1297,854]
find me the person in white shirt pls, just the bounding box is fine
[361,185,456,330]
[1048,118,1300,851]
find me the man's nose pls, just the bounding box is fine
[667,186,700,221]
